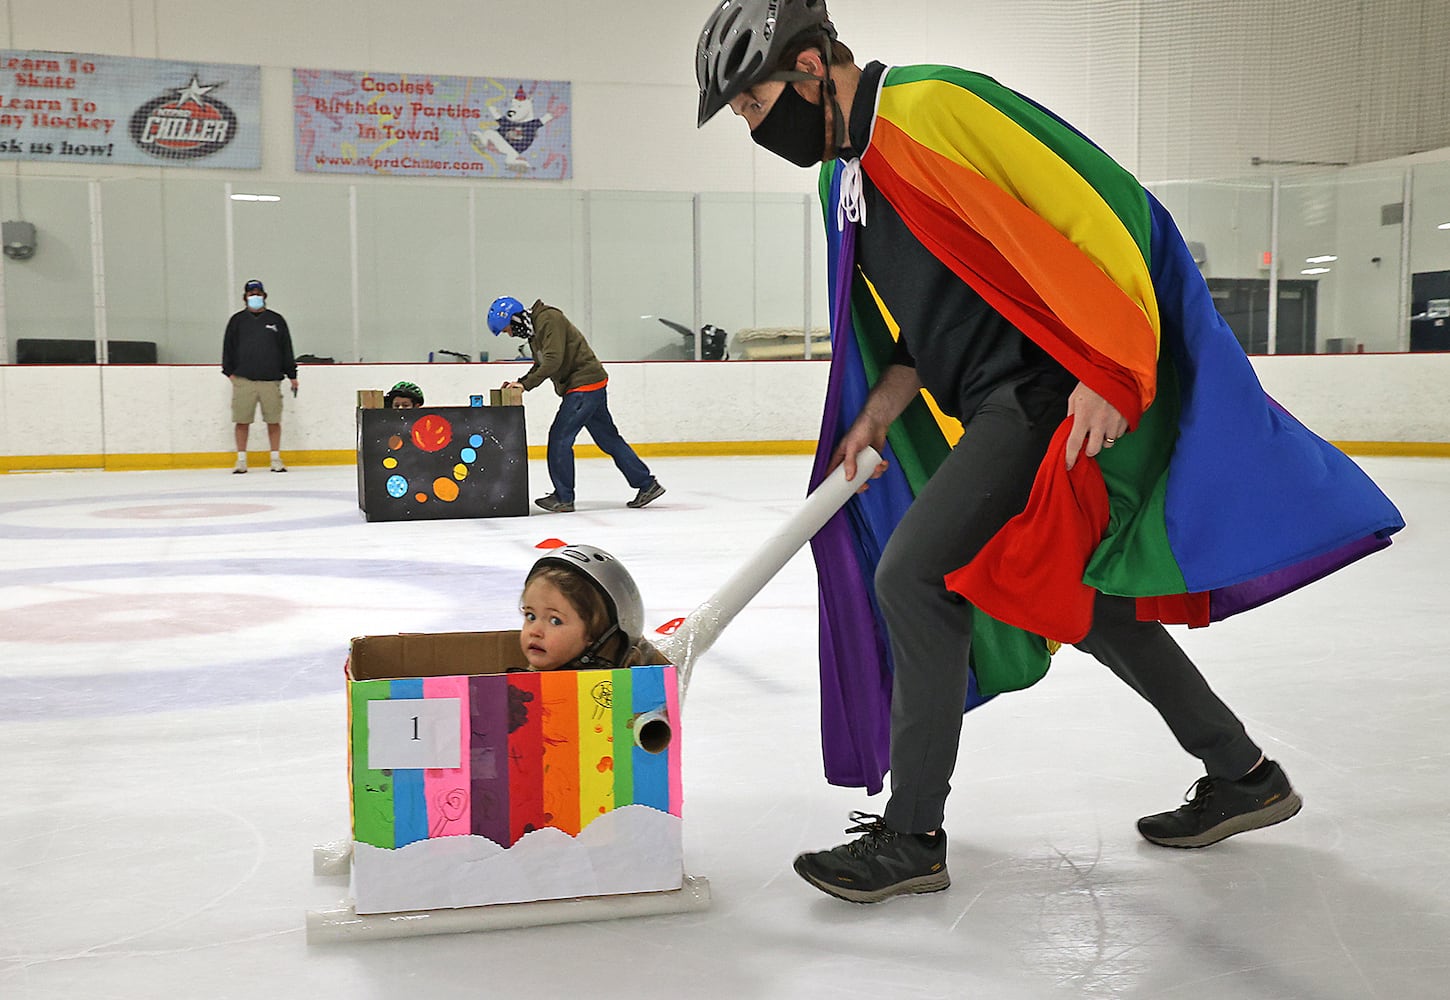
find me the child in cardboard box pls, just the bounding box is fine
[518,543,660,671]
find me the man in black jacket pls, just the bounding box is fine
[222,279,298,473]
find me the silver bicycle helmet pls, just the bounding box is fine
[530,544,645,659]
[696,0,836,127]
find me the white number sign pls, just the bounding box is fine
[366,698,462,770]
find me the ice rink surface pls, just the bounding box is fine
[2,454,1447,1000]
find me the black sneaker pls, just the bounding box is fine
[792,811,950,904]
[1138,760,1303,848]
[534,493,575,513]
[626,480,665,509]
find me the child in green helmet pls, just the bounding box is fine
[385,381,425,409]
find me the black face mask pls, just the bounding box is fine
[751,82,827,168]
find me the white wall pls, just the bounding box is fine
[5,0,1448,190]
[6,1,1450,368]
[0,360,832,466]
[1252,353,1450,446]
[5,2,1450,417]
[2,354,1446,470]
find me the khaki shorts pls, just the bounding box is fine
[231,377,284,424]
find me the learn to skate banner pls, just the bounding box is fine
[0,51,260,167]
[294,68,570,179]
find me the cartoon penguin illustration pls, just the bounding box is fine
[471,86,557,170]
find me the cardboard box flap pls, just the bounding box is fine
[348,630,528,680]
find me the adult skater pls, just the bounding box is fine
[695,0,1404,903]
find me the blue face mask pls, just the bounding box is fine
[247,295,265,310]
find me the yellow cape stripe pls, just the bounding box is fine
[869,120,1158,414]
[878,78,1161,347]
[862,269,965,446]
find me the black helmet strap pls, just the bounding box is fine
[574,622,624,669]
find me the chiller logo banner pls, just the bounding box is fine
[0,50,260,168]
[129,75,239,160]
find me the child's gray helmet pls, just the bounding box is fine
[696,0,836,127]
[531,543,645,643]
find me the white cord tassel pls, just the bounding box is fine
[837,158,867,229]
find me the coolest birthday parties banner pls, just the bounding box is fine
[293,68,571,180]
[0,50,260,167]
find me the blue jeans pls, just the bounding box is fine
[546,386,652,502]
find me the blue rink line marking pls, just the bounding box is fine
[2,558,520,722]
[0,489,360,539]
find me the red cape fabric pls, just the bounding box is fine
[943,420,1110,643]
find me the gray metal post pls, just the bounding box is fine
[88,180,109,364]
[1267,177,1280,355]
[692,194,703,360]
[349,185,361,362]
[802,193,813,360]
[1398,169,1413,353]
[224,181,236,319]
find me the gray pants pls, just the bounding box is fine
[876,383,1262,834]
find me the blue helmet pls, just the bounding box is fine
[487,295,527,335]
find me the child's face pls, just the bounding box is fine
[519,578,590,671]
[391,398,415,409]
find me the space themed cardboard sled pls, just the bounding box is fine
[356,405,528,521]
[345,630,683,915]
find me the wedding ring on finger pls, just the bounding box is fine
[1104,436,1118,447]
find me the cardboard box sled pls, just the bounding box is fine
[346,631,683,915]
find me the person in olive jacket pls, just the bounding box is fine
[487,296,664,513]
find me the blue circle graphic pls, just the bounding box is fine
[385,474,409,498]
[469,434,484,448]
[460,448,478,463]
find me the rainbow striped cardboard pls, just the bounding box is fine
[345,631,684,914]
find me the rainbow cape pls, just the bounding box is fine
[808,65,1405,794]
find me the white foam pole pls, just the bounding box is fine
[313,839,353,877]
[656,445,881,701]
[306,876,712,943]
